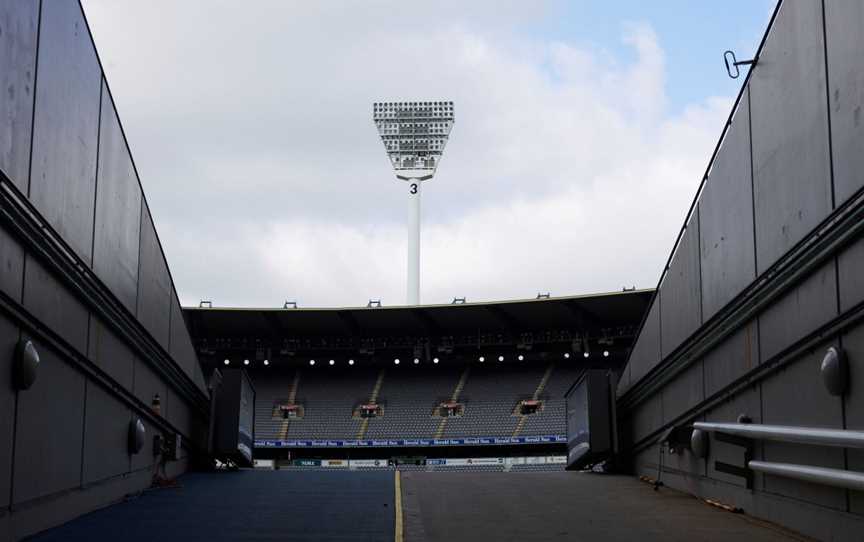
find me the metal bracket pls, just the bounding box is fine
[660,425,694,455]
[724,50,756,79]
[715,461,750,478]
[714,431,754,489]
[396,174,433,181]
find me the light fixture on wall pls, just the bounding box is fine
[13,339,40,390]
[128,418,146,455]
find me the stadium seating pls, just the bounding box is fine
[364,367,458,439]
[251,362,583,442]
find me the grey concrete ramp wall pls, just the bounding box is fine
[0,1,208,540]
[617,1,864,540]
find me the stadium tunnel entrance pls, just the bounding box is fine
[184,292,650,466]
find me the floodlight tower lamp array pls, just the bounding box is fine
[373,100,455,306]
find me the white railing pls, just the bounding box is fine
[693,422,864,448]
[694,422,864,492]
[747,461,864,492]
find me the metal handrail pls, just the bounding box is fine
[748,461,864,492]
[694,422,864,492]
[693,422,864,449]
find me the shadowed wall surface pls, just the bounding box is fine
[0,2,209,539]
[617,1,864,540]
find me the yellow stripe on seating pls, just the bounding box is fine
[394,470,404,542]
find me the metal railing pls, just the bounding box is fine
[693,422,864,492]
[748,461,864,492]
[693,422,864,448]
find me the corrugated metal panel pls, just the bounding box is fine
[87,317,135,391]
[0,314,19,508]
[12,344,86,503]
[703,321,759,397]
[0,0,39,192]
[699,92,756,320]
[825,0,864,206]
[627,300,662,388]
[750,0,832,274]
[82,383,132,484]
[704,386,762,488]
[136,206,171,350]
[758,261,836,361]
[22,255,89,353]
[841,320,864,515]
[660,216,702,358]
[661,360,703,424]
[0,225,24,302]
[169,291,202,390]
[761,347,846,510]
[838,233,864,314]
[28,0,101,265]
[93,79,142,313]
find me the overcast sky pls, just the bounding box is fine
[81,1,775,308]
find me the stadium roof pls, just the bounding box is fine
[183,289,653,338]
[183,289,653,368]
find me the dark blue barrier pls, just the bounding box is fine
[254,435,567,448]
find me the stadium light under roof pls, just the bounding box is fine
[372,100,455,305]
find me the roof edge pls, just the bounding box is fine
[182,288,655,312]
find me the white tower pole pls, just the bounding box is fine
[373,100,453,306]
[407,179,422,305]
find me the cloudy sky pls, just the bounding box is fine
[81,0,775,308]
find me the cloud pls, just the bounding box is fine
[82,1,730,307]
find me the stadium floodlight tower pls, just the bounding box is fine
[373,100,455,305]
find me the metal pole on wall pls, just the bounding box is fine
[407,179,421,305]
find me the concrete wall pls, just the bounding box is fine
[617,1,864,539]
[0,1,208,540]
